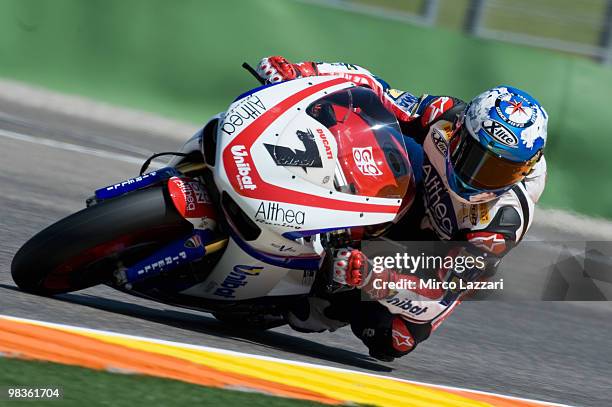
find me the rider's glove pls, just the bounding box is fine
[333,248,370,288]
[333,248,402,300]
[256,56,318,84]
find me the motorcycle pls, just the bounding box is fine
[11,66,415,329]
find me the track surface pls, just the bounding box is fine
[0,100,610,407]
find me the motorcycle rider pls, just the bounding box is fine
[255,56,548,361]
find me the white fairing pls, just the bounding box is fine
[182,77,405,300]
[180,235,315,300]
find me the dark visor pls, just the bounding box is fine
[450,127,538,190]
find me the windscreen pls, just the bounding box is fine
[306,86,412,199]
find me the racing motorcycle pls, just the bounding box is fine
[11,66,415,328]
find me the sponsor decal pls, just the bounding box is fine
[459,205,469,224]
[136,251,188,277]
[264,129,323,170]
[386,297,429,316]
[442,124,453,139]
[316,128,333,160]
[231,145,257,190]
[469,205,478,226]
[255,202,305,229]
[422,161,456,239]
[391,318,415,352]
[495,93,536,128]
[388,88,404,99]
[431,129,448,155]
[424,96,452,124]
[482,119,518,147]
[302,269,316,285]
[467,232,506,255]
[479,203,490,224]
[395,92,419,112]
[221,95,267,135]
[353,147,383,176]
[184,234,203,249]
[104,171,158,191]
[168,177,213,218]
[270,242,296,253]
[214,265,263,298]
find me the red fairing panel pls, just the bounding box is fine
[168,176,216,220]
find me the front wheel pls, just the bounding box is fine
[11,186,193,295]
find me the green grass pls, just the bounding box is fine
[0,357,327,407]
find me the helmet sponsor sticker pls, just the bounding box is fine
[481,119,518,147]
[495,93,537,128]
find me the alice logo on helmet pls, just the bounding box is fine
[446,86,547,204]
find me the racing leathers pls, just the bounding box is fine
[257,57,547,360]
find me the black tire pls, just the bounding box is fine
[11,186,193,295]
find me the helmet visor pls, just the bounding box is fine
[449,126,538,190]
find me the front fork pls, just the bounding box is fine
[93,166,226,288]
[113,229,227,288]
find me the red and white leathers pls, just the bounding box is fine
[258,56,547,358]
[257,57,418,122]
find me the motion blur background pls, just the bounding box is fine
[1,0,611,218]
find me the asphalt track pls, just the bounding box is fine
[0,99,610,407]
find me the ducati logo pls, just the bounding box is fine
[316,128,333,159]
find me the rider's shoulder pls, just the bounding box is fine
[466,183,537,247]
[416,95,466,127]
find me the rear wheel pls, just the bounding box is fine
[11,186,193,295]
